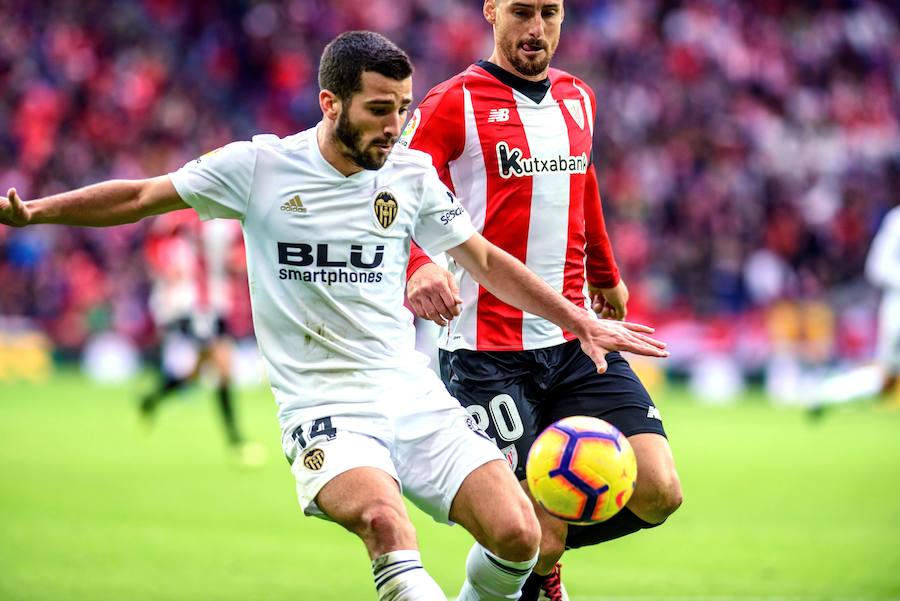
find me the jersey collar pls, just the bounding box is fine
[309,124,378,185]
[476,60,551,104]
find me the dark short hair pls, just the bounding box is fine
[318,31,413,101]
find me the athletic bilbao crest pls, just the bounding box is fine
[373,190,398,229]
[500,444,519,471]
[564,98,585,129]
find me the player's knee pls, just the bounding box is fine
[660,478,684,517]
[537,527,566,568]
[486,504,541,561]
[633,474,683,523]
[354,502,415,549]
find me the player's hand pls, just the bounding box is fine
[589,279,629,321]
[0,188,32,227]
[407,262,462,326]
[576,317,667,374]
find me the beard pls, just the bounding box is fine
[334,109,394,171]
[501,36,553,77]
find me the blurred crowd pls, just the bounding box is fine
[0,0,898,366]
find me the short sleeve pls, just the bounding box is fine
[169,141,257,221]
[412,167,476,256]
[399,78,465,188]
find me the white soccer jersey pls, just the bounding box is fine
[169,126,476,427]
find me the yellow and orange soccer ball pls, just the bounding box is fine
[526,416,637,524]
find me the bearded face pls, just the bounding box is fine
[491,1,563,78]
[334,105,395,171]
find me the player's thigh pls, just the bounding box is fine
[627,432,682,509]
[545,347,680,511]
[206,337,233,377]
[283,415,401,522]
[545,348,667,442]
[448,458,539,558]
[440,349,540,480]
[314,466,410,533]
[393,403,506,524]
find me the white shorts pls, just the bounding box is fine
[281,379,503,524]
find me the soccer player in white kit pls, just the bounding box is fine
[0,31,668,601]
[866,205,900,397]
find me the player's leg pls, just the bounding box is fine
[440,349,561,598]
[547,348,683,550]
[286,418,446,601]
[207,331,242,446]
[139,318,195,420]
[440,351,543,599]
[391,373,540,601]
[449,459,541,601]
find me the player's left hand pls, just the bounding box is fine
[576,317,667,374]
[407,262,462,326]
[0,188,33,227]
[589,279,629,321]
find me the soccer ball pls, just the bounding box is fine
[526,416,637,524]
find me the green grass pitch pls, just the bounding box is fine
[1,371,899,600]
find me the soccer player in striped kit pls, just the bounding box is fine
[402,2,684,599]
[139,212,262,464]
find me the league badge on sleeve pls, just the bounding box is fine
[398,108,421,147]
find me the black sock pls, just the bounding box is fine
[217,385,242,446]
[519,571,546,601]
[565,508,663,549]
[141,375,187,412]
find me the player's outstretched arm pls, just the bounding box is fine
[0,176,188,228]
[446,234,668,373]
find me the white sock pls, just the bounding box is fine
[456,544,538,601]
[372,550,447,601]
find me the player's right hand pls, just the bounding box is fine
[576,317,668,374]
[407,262,462,327]
[0,188,32,227]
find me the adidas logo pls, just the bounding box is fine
[281,195,307,214]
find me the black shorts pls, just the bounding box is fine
[167,315,229,344]
[439,341,667,481]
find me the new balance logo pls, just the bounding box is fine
[281,195,307,214]
[487,108,510,123]
[647,406,662,420]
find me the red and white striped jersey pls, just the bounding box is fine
[402,60,620,352]
[144,212,242,325]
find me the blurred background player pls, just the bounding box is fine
[140,211,263,465]
[866,205,900,402]
[401,1,682,598]
[808,205,900,416]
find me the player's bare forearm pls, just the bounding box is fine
[451,237,588,334]
[1,176,187,228]
[448,234,668,372]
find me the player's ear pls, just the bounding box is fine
[319,89,341,121]
[483,0,496,24]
